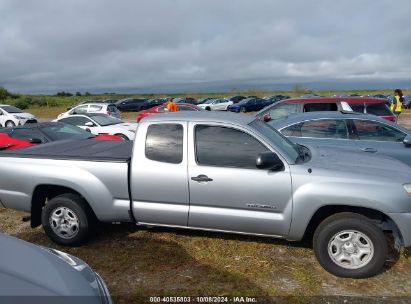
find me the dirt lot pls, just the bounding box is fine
[1,112,411,303]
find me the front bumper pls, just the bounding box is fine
[387,212,411,247]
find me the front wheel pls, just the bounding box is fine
[42,193,95,246]
[240,107,246,113]
[5,120,15,128]
[313,212,387,278]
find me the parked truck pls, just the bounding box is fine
[0,112,411,278]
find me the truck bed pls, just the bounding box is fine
[0,139,133,162]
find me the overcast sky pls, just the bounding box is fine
[0,0,410,93]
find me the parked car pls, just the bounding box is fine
[228,97,270,113]
[137,103,202,122]
[58,103,121,119]
[55,113,137,140]
[0,233,111,302]
[115,98,150,111]
[0,122,121,143]
[173,97,198,105]
[224,95,247,103]
[0,105,37,127]
[0,133,33,150]
[2,112,411,278]
[197,97,215,104]
[256,97,397,123]
[147,98,168,108]
[197,98,233,111]
[270,111,411,166]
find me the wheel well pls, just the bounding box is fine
[31,185,94,228]
[303,205,403,245]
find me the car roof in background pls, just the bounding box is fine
[4,122,66,129]
[142,111,256,125]
[270,111,409,131]
[275,97,389,105]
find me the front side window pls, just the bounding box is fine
[352,120,405,142]
[145,124,183,164]
[41,124,92,140]
[195,125,269,169]
[283,119,348,139]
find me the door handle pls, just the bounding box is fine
[191,174,213,182]
[361,147,377,153]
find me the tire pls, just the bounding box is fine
[5,120,15,128]
[115,133,129,140]
[205,106,211,111]
[240,107,246,113]
[42,193,95,246]
[313,212,387,278]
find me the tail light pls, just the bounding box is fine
[382,116,396,122]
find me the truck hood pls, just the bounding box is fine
[304,145,411,183]
[0,233,100,298]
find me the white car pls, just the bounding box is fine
[54,113,137,140]
[57,103,121,119]
[0,105,37,127]
[197,98,233,111]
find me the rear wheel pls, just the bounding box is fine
[115,133,129,140]
[42,193,95,246]
[313,212,387,278]
[5,120,15,127]
[205,106,211,111]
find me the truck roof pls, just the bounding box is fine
[142,111,256,125]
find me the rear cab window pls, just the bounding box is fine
[145,124,184,164]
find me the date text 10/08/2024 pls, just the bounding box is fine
[149,297,258,303]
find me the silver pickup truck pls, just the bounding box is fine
[1,112,411,278]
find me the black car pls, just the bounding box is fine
[264,95,290,104]
[224,95,247,103]
[147,98,168,108]
[0,122,96,143]
[115,98,150,111]
[227,97,270,113]
[403,94,411,108]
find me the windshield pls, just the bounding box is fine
[90,115,123,126]
[1,106,23,113]
[41,124,94,140]
[250,119,300,163]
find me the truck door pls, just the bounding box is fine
[187,123,293,237]
[130,122,189,226]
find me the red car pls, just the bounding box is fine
[137,103,203,122]
[257,97,397,122]
[0,133,34,150]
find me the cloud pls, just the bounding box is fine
[0,0,410,93]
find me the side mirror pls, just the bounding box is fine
[403,135,411,147]
[85,122,95,127]
[29,138,42,144]
[256,152,284,171]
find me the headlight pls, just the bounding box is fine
[128,129,136,133]
[14,115,25,119]
[403,184,411,196]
